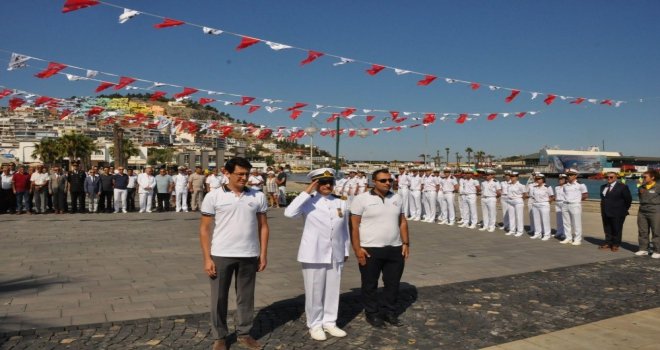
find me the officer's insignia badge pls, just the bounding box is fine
[337,208,343,218]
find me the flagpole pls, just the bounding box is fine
[334,118,340,171]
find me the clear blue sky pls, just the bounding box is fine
[1,0,659,161]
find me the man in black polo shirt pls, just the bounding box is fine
[350,168,410,328]
[66,161,86,213]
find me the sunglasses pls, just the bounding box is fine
[317,179,335,186]
[607,176,617,179]
[376,179,393,183]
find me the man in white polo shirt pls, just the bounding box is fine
[350,168,410,329]
[199,157,269,350]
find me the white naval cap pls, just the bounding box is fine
[510,171,520,176]
[443,167,453,172]
[485,169,496,175]
[565,168,580,175]
[308,168,336,180]
[559,173,568,178]
[534,173,546,178]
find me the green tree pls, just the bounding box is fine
[59,133,98,166]
[147,148,175,166]
[474,150,485,167]
[109,138,140,163]
[31,138,64,166]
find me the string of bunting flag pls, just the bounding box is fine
[57,0,628,108]
[3,50,543,126]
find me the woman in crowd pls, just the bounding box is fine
[265,171,279,208]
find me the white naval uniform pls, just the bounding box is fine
[172,173,189,212]
[480,179,501,230]
[554,184,566,236]
[434,176,445,222]
[529,184,554,238]
[506,182,527,235]
[284,191,350,330]
[356,177,368,196]
[526,180,536,233]
[397,173,411,218]
[460,178,480,226]
[334,178,348,197]
[439,176,458,223]
[500,181,511,230]
[409,175,422,220]
[422,175,438,222]
[137,172,156,212]
[562,181,588,242]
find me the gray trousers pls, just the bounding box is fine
[638,210,660,252]
[33,187,47,213]
[210,256,258,339]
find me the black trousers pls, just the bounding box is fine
[358,245,405,316]
[157,193,170,211]
[70,191,85,212]
[0,188,15,213]
[127,188,136,211]
[52,189,66,212]
[210,256,258,339]
[602,214,627,246]
[99,190,113,212]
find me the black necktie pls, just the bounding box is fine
[605,184,612,195]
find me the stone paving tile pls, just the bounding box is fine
[1,257,658,349]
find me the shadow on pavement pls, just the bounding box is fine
[584,236,639,252]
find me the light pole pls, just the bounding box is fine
[304,125,318,171]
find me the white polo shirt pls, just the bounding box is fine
[30,172,49,186]
[201,185,268,257]
[481,179,501,197]
[127,175,138,189]
[563,181,588,203]
[350,190,403,248]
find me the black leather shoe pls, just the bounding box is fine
[365,314,386,328]
[383,314,404,327]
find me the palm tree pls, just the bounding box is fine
[445,147,450,166]
[487,154,495,167]
[474,150,486,167]
[31,138,64,166]
[59,133,98,168]
[109,138,140,166]
[465,147,474,167]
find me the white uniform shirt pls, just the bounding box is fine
[205,174,223,190]
[201,186,268,257]
[127,175,138,189]
[501,181,510,197]
[356,177,368,194]
[555,185,566,202]
[507,182,527,199]
[409,175,422,191]
[563,181,588,203]
[461,178,480,194]
[422,175,437,192]
[284,192,350,263]
[440,176,458,193]
[334,178,348,196]
[347,177,358,195]
[137,173,156,193]
[481,179,501,197]
[397,173,410,189]
[529,184,554,203]
[172,173,189,191]
[248,175,264,191]
[350,190,404,247]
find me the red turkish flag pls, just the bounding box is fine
[287,102,308,111]
[59,109,72,120]
[340,108,356,117]
[543,94,557,105]
[34,62,67,79]
[390,111,399,119]
[300,51,324,66]
[150,91,167,101]
[504,89,521,103]
[487,113,498,121]
[34,96,54,106]
[366,115,375,122]
[327,114,339,123]
[290,110,302,120]
[600,99,613,106]
[95,82,115,93]
[0,89,12,99]
[87,106,104,116]
[422,113,436,124]
[236,36,260,51]
[234,96,255,106]
[199,98,216,105]
[8,97,25,110]
[62,0,99,13]
[114,76,136,90]
[417,75,437,86]
[248,105,261,114]
[46,100,60,108]
[393,117,407,124]
[220,126,234,136]
[570,97,585,105]
[456,114,468,124]
[470,83,481,90]
[349,130,357,138]
[516,112,526,118]
[366,64,385,76]
[173,87,198,99]
[154,18,185,29]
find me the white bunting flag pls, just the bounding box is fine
[207,91,224,95]
[394,69,411,75]
[315,104,325,109]
[502,113,509,118]
[119,8,140,24]
[311,111,320,118]
[445,78,456,84]
[530,92,540,100]
[125,86,139,90]
[7,53,30,71]
[66,74,85,81]
[264,41,292,50]
[147,82,165,90]
[403,112,412,116]
[587,98,598,104]
[332,57,354,66]
[202,27,223,35]
[362,109,372,113]
[559,95,568,100]
[223,101,232,106]
[489,85,501,91]
[529,111,538,115]
[615,101,624,107]
[264,106,281,113]
[86,70,98,78]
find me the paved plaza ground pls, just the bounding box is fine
[1,202,658,349]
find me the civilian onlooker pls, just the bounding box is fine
[1,166,15,214]
[276,166,288,206]
[265,171,278,208]
[66,161,86,213]
[599,172,632,252]
[635,170,660,259]
[248,168,264,192]
[126,169,137,212]
[112,166,129,213]
[205,168,223,192]
[31,165,50,214]
[155,168,173,212]
[137,166,156,213]
[99,167,114,213]
[12,165,30,214]
[84,168,101,213]
[8,162,16,174]
[49,165,68,214]
[188,166,206,211]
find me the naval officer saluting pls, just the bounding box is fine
[284,168,350,341]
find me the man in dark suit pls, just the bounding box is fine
[599,172,632,252]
